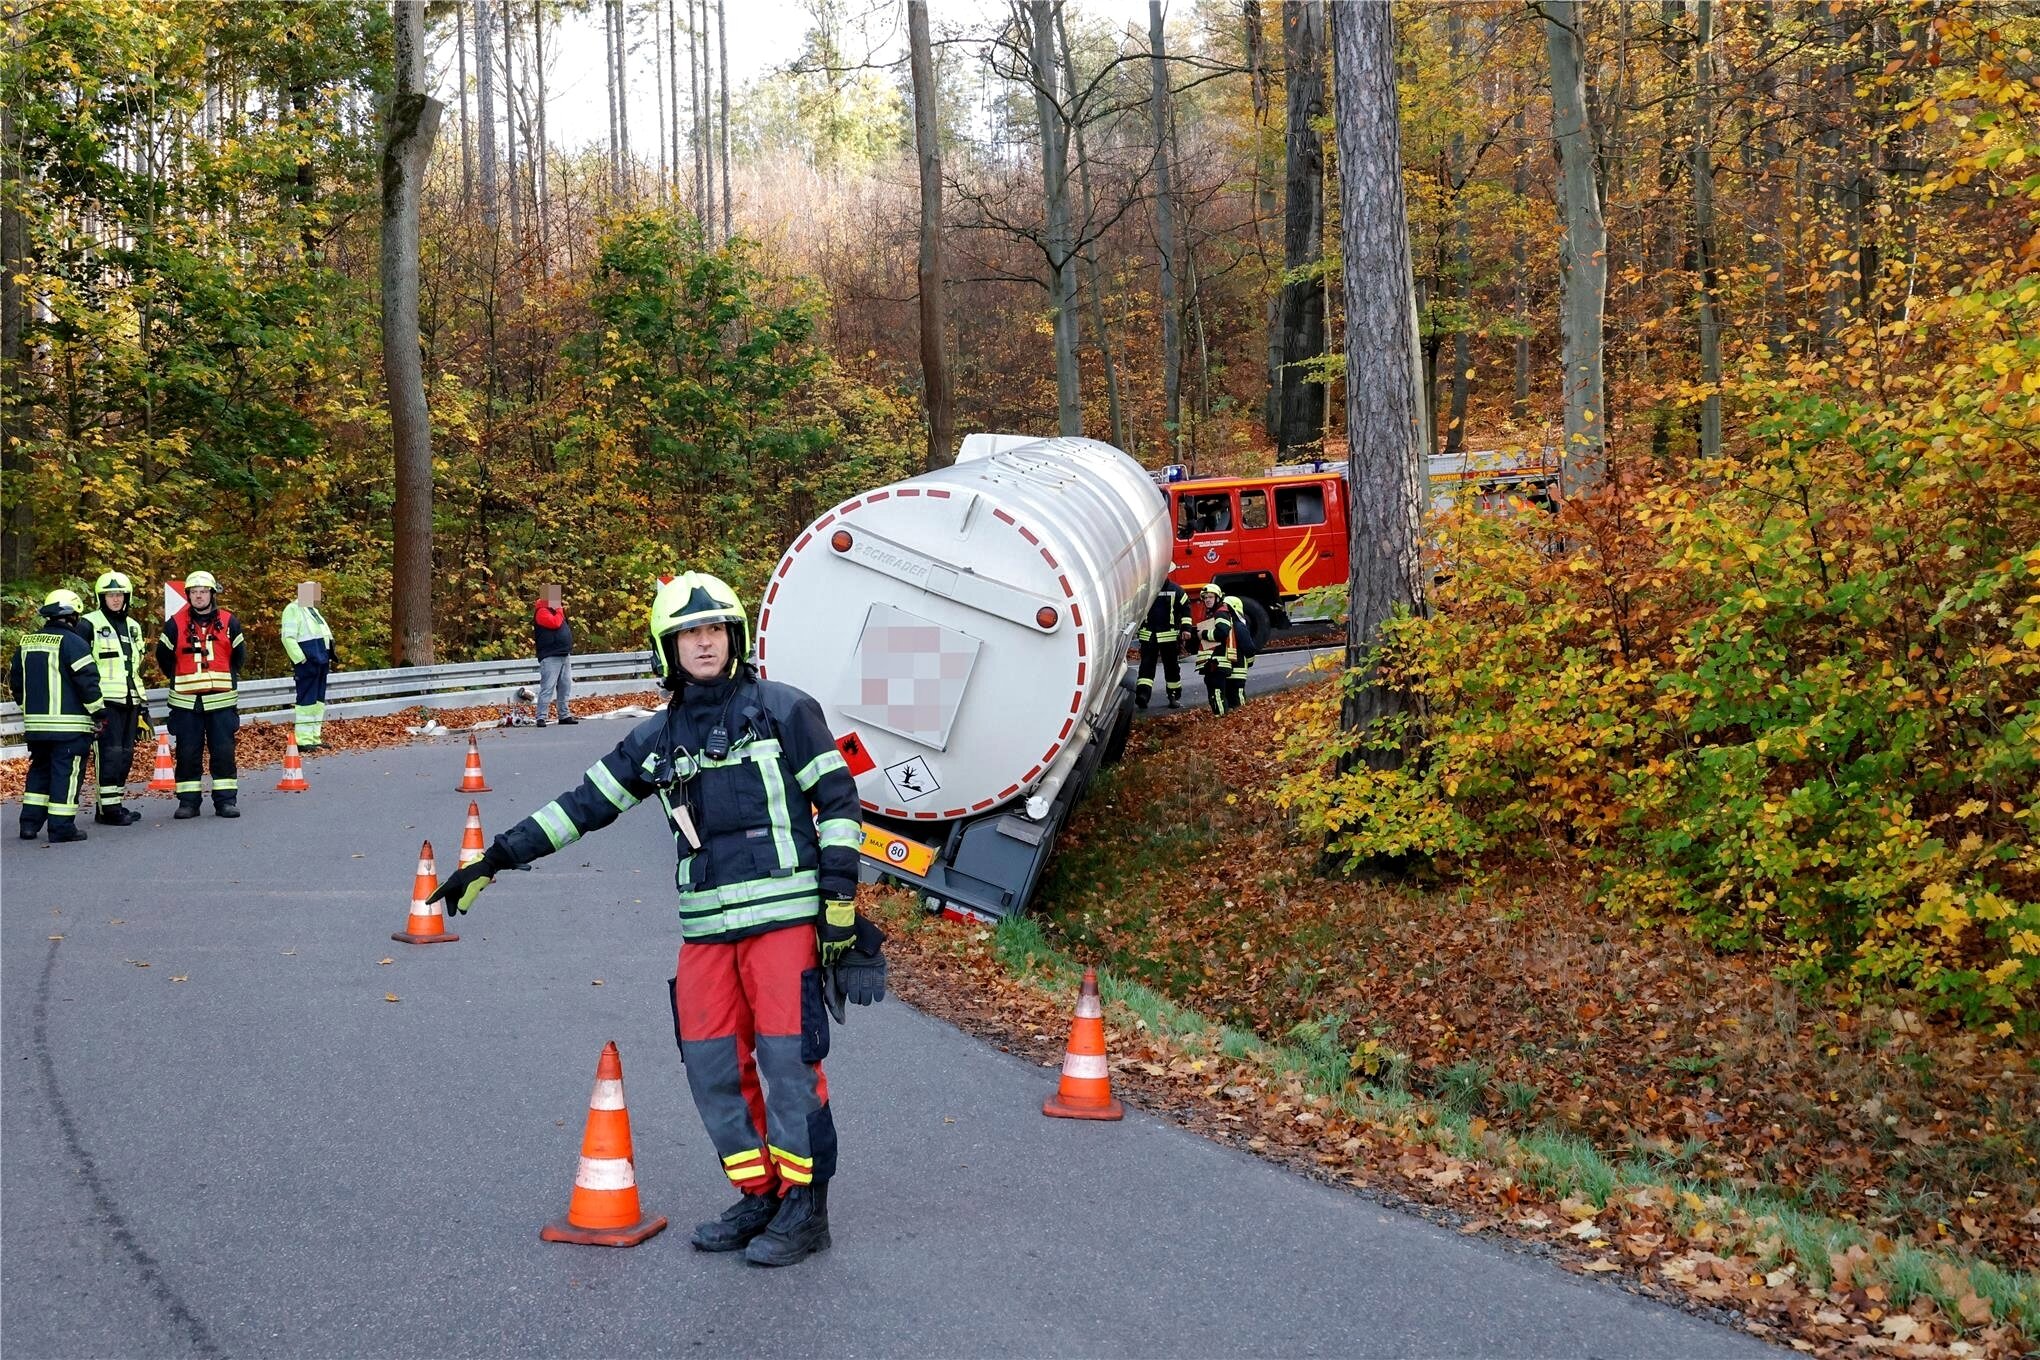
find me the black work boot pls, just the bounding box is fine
[690,1192,779,1252]
[213,797,240,819]
[744,1183,830,1267]
[46,819,87,843]
[95,805,141,826]
[19,813,46,840]
[174,798,201,820]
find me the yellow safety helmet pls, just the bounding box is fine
[185,570,220,592]
[648,572,748,683]
[40,588,85,620]
[94,570,133,598]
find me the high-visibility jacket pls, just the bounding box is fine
[156,608,244,711]
[280,601,333,666]
[9,621,105,736]
[1138,583,1194,646]
[1201,607,1249,677]
[496,668,863,943]
[82,607,147,706]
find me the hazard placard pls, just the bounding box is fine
[883,755,940,804]
[859,823,936,877]
[835,729,876,777]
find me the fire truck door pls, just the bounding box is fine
[1174,489,1240,574]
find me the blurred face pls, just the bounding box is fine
[677,621,729,681]
[188,586,214,611]
[102,591,127,612]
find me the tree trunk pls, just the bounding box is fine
[606,0,620,195]
[1543,0,1606,494]
[1149,1,1180,450]
[718,0,731,240]
[1512,96,1530,424]
[616,0,632,193]
[1442,7,1469,457]
[475,0,499,233]
[1693,0,1721,459]
[1,26,33,581]
[502,0,521,243]
[701,0,716,238]
[457,2,473,205]
[1027,1,1081,436]
[1247,0,1282,442]
[667,0,682,207]
[1276,0,1326,452]
[909,0,955,470]
[535,0,548,264]
[384,1,444,666]
[1330,0,1426,764]
[1062,6,1123,450]
[689,0,704,213]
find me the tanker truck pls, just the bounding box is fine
[754,433,1172,922]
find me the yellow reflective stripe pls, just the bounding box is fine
[727,1164,770,1181]
[722,1149,765,1167]
[587,761,639,811]
[776,1163,814,1184]
[767,1145,813,1169]
[675,871,818,913]
[756,752,797,869]
[533,800,580,850]
[818,817,862,850]
[795,750,847,791]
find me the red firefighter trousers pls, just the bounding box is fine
[674,922,836,1197]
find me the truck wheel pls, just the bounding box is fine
[1101,699,1134,765]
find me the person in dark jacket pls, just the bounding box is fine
[10,590,106,843]
[1135,581,1194,709]
[532,587,578,726]
[433,572,874,1267]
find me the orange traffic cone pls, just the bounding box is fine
[456,734,492,793]
[540,1042,669,1247]
[458,801,486,868]
[276,741,310,792]
[146,729,176,793]
[1043,966,1124,1121]
[392,840,459,945]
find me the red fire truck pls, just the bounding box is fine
[1161,450,1559,629]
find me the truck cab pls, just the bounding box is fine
[1167,472,1345,627]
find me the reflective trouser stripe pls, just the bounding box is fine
[22,793,48,808]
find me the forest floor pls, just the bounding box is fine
[872,675,2039,1359]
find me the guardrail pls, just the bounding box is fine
[0,650,662,759]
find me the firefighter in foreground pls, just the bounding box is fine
[429,573,881,1267]
[1134,580,1193,710]
[1197,585,1249,716]
[11,590,106,843]
[156,570,245,818]
[83,571,149,825]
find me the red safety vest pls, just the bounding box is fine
[168,609,236,695]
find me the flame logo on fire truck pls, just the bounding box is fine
[1278,533,1317,594]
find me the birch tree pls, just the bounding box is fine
[475,0,499,233]
[1542,0,1606,493]
[383,0,443,665]
[1331,0,1426,761]
[909,0,955,469]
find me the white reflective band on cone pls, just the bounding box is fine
[589,1078,625,1111]
[1075,994,1102,1019]
[412,898,444,918]
[416,858,434,875]
[574,1155,637,1191]
[1061,1052,1109,1080]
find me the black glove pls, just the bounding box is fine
[92,712,108,736]
[829,915,888,1015]
[428,842,524,915]
[818,896,857,966]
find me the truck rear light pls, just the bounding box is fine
[1035,606,1059,629]
[831,530,854,552]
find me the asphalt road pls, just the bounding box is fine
[1131,641,1341,718]
[2,721,1773,1358]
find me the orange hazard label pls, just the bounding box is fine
[836,730,877,777]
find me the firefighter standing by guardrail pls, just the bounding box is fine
[429,572,883,1267]
[83,571,148,826]
[11,590,106,843]
[156,570,245,819]
[1135,580,1194,710]
[280,581,335,750]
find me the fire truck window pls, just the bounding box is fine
[1240,490,1269,530]
[1182,493,1232,535]
[1275,485,1327,527]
